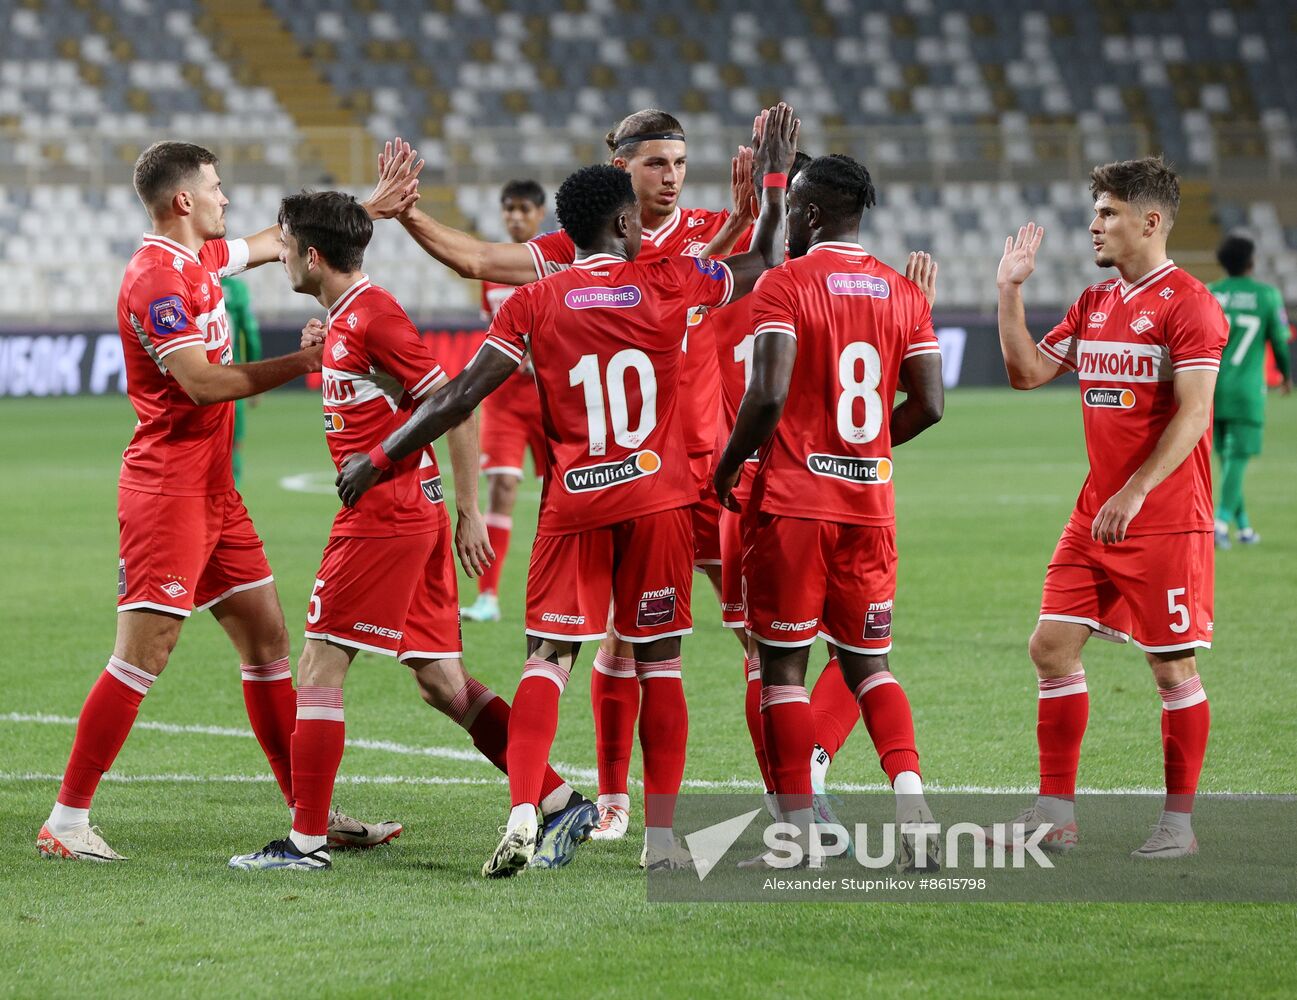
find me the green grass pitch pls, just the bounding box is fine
[1,387,1294,998]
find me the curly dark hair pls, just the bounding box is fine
[1089,156,1180,232]
[555,165,636,248]
[796,154,876,221]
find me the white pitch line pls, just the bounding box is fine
[1,712,1277,796]
[0,771,506,787]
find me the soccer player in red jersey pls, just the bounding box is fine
[715,154,946,871]
[338,105,800,875]
[228,192,595,872]
[371,114,759,838]
[37,142,415,862]
[463,179,549,624]
[994,157,1227,859]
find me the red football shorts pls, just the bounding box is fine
[718,506,746,628]
[526,506,694,643]
[117,487,273,616]
[744,512,896,655]
[480,374,547,480]
[689,452,721,567]
[1039,520,1214,653]
[304,529,462,662]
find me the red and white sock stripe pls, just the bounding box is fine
[241,657,292,683]
[744,655,761,683]
[484,512,513,530]
[760,685,810,710]
[105,656,155,696]
[1160,674,1206,711]
[522,654,572,693]
[636,656,682,681]
[1039,670,1087,699]
[593,649,637,679]
[296,685,344,722]
[853,671,899,700]
[447,676,497,728]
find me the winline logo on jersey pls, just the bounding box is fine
[1083,388,1136,409]
[807,454,893,484]
[564,450,660,492]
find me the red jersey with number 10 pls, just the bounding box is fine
[321,277,450,538]
[1037,260,1227,535]
[117,233,249,496]
[485,252,734,534]
[747,242,940,526]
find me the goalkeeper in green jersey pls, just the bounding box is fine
[221,276,263,486]
[1209,235,1292,548]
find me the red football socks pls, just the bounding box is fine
[1036,671,1089,798]
[810,657,859,759]
[742,654,772,792]
[637,657,687,830]
[854,672,921,783]
[507,656,571,807]
[1159,675,1210,813]
[241,656,296,807]
[477,513,512,596]
[591,649,639,800]
[290,685,345,837]
[760,685,813,813]
[57,658,155,809]
[447,676,565,801]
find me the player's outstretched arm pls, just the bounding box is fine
[698,146,756,260]
[1091,369,1215,544]
[445,411,495,578]
[997,223,1063,389]
[890,353,944,447]
[336,347,516,507]
[714,329,798,510]
[721,103,801,297]
[165,343,322,405]
[906,251,939,307]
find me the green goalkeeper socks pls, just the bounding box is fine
[1216,454,1251,530]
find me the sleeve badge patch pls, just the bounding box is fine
[149,296,188,332]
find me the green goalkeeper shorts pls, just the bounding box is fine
[1214,418,1262,459]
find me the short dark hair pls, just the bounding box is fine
[796,154,876,222]
[1216,234,1254,277]
[133,141,218,213]
[555,165,636,248]
[605,109,685,162]
[789,150,812,184]
[1089,156,1180,232]
[277,190,372,272]
[500,179,546,207]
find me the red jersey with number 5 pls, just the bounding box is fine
[1037,260,1227,535]
[321,277,449,538]
[117,233,249,496]
[747,242,940,526]
[484,252,734,534]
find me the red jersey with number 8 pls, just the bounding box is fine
[484,252,734,534]
[747,242,940,526]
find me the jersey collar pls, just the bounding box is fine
[1118,259,1176,302]
[808,241,868,256]
[327,275,371,323]
[641,206,682,246]
[572,253,628,271]
[141,232,200,265]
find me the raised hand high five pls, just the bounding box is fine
[997,222,1045,288]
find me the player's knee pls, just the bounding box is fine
[488,475,519,513]
[1028,628,1077,676]
[1146,649,1196,688]
[408,658,468,709]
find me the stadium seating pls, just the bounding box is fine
[2,0,1296,319]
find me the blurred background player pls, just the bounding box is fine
[995,157,1227,859]
[369,112,758,841]
[337,103,799,875]
[37,141,415,862]
[715,154,946,871]
[231,191,594,872]
[463,179,549,623]
[221,274,262,487]
[1209,234,1292,548]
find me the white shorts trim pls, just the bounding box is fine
[818,630,893,656]
[721,617,746,630]
[118,601,190,618]
[749,632,818,649]
[482,466,525,479]
[303,630,396,657]
[525,628,608,643]
[194,574,275,612]
[397,650,464,664]
[1132,638,1212,654]
[1038,613,1130,645]
[611,626,694,643]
